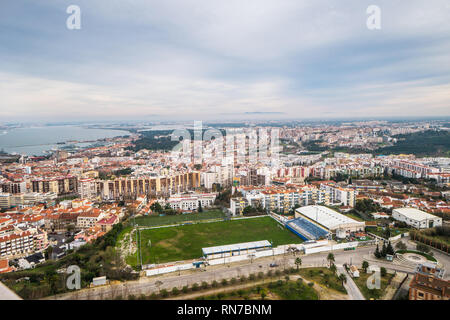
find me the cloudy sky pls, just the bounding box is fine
[1,0,450,122]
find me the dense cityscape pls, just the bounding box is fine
[1,1,449,315]
[0,119,449,301]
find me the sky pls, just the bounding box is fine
[1,0,450,122]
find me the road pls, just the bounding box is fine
[336,265,365,300]
[42,236,450,300]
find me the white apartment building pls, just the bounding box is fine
[320,184,356,207]
[0,193,11,209]
[76,210,104,230]
[78,178,98,199]
[0,231,34,258]
[164,193,217,211]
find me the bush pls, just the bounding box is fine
[285,275,290,282]
[249,274,256,281]
[171,287,179,296]
[240,276,247,283]
[380,267,387,277]
[275,270,282,277]
[128,294,136,300]
[160,289,169,298]
[201,281,209,289]
[212,280,219,288]
[417,243,430,253]
[182,285,189,293]
[221,279,228,286]
[192,283,200,291]
[149,293,158,300]
[257,272,264,279]
[230,277,237,285]
[308,282,314,287]
[267,270,273,277]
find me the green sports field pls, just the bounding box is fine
[123,216,302,267]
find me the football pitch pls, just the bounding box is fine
[125,216,302,267]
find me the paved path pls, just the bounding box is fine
[0,282,22,300]
[336,265,365,300]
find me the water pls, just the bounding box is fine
[0,126,129,156]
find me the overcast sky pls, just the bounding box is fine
[1,0,450,122]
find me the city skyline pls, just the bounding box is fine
[1,0,450,122]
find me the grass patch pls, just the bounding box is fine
[366,227,409,239]
[353,270,394,300]
[298,267,347,294]
[197,280,318,300]
[345,212,365,222]
[123,216,302,266]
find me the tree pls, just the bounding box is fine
[295,258,302,270]
[338,273,347,285]
[384,226,391,239]
[380,267,387,277]
[327,253,335,267]
[330,264,337,274]
[155,280,163,293]
[362,261,369,273]
[198,201,203,212]
[381,241,387,257]
[260,288,267,300]
[374,244,381,259]
[150,202,163,214]
[386,241,395,255]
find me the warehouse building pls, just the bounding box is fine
[392,208,442,229]
[295,205,365,234]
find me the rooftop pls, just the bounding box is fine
[296,205,364,230]
[202,240,271,256]
[394,207,439,221]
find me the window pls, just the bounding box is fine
[418,292,424,298]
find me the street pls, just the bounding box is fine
[45,237,450,300]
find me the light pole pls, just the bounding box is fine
[139,228,143,269]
